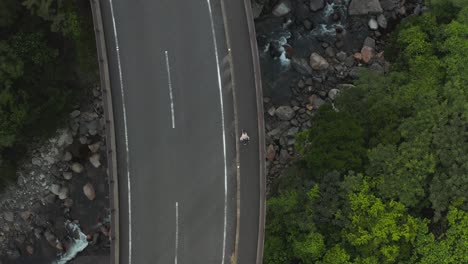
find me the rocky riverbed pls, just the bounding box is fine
[0,86,110,263]
[254,0,425,194]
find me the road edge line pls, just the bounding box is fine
[89,1,120,263]
[242,1,266,264]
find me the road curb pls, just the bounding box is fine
[89,1,120,263]
[242,1,266,264]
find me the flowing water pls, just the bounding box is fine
[52,221,89,264]
[256,0,353,104]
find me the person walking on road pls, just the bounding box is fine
[240,129,250,145]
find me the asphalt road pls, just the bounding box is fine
[99,0,263,263]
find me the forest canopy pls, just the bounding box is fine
[265,1,468,263]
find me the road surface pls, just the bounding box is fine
[98,0,264,263]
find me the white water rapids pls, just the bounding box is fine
[52,221,89,264]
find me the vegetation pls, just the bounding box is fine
[0,0,97,188]
[265,1,468,263]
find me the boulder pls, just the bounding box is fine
[275,106,295,121]
[348,0,383,15]
[310,0,325,11]
[3,211,14,222]
[377,14,387,29]
[57,129,73,147]
[89,153,101,168]
[58,187,69,200]
[309,94,326,109]
[364,37,376,49]
[64,198,74,208]
[325,46,336,57]
[70,110,81,118]
[368,18,378,30]
[20,211,32,221]
[272,0,291,17]
[251,0,264,18]
[71,162,84,173]
[63,151,72,162]
[291,57,313,75]
[49,184,61,196]
[328,88,340,100]
[88,142,101,153]
[286,127,299,137]
[267,107,276,116]
[266,145,276,161]
[83,183,96,200]
[336,51,347,62]
[361,46,375,63]
[26,245,34,255]
[309,53,329,70]
[63,172,73,180]
[303,19,313,30]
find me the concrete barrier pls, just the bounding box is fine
[241,1,266,264]
[89,1,120,263]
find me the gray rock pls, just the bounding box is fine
[286,127,299,137]
[303,19,313,30]
[44,193,56,204]
[309,53,329,70]
[338,83,356,90]
[32,157,41,166]
[63,151,72,162]
[279,149,290,163]
[44,230,56,244]
[380,0,399,11]
[70,110,81,118]
[364,37,376,49]
[275,106,295,121]
[310,0,325,11]
[26,245,34,255]
[251,0,264,18]
[309,94,326,109]
[377,14,387,29]
[3,211,14,222]
[336,51,347,62]
[83,183,96,200]
[345,56,355,67]
[49,184,61,196]
[63,172,73,180]
[267,107,276,116]
[88,142,101,153]
[266,145,276,161]
[272,0,291,16]
[368,18,378,30]
[79,136,87,145]
[58,187,69,200]
[325,46,336,57]
[369,63,384,74]
[291,57,313,75]
[89,153,101,168]
[20,211,32,221]
[267,122,290,138]
[71,162,84,173]
[64,198,73,208]
[348,67,362,79]
[328,88,340,100]
[287,138,296,146]
[57,129,73,147]
[348,0,383,15]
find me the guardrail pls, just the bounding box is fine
[89,1,120,263]
[242,1,266,264]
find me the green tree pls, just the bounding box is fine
[412,207,468,263]
[341,179,425,263]
[296,105,366,177]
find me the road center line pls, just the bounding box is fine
[108,1,132,263]
[175,202,179,264]
[165,50,176,128]
[206,1,228,264]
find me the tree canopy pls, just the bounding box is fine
[265,2,468,263]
